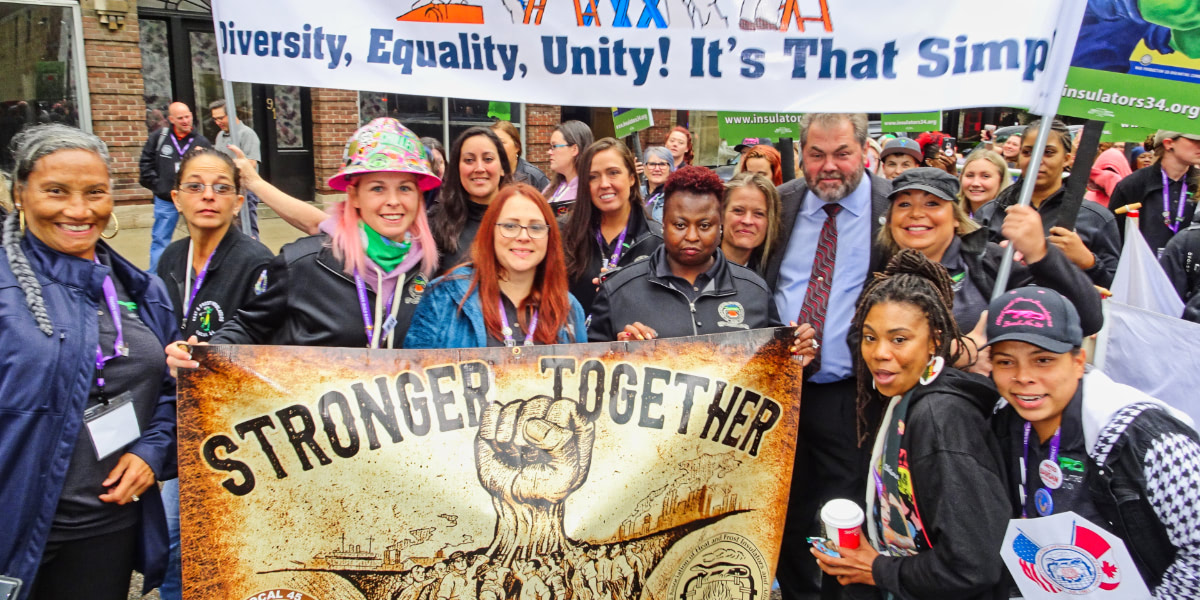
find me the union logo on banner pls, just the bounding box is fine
[1000,512,1150,598]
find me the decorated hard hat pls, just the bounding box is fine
[327,118,441,192]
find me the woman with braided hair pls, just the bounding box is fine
[0,124,177,599]
[813,249,1010,600]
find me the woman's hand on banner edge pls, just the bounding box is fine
[99,452,156,505]
[789,321,817,367]
[228,145,264,189]
[812,528,879,587]
[617,322,657,341]
[166,335,203,377]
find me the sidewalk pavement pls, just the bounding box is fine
[107,207,312,271]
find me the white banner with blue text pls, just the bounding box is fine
[210,0,1084,113]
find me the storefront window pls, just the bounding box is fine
[188,30,252,140]
[359,92,523,152]
[0,0,89,171]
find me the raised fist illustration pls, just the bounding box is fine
[475,396,595,561]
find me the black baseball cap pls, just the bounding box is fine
[888,167,959,203]
[734,137,770,152]
[984,286,1083,353]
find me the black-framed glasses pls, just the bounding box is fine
[645,161,671,169]
[497,222,550,239]
[178,182,237,196]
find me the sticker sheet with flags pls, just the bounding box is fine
[1000,512,1150,598]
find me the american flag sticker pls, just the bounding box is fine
[1000,512,1150,599]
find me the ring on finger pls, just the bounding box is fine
[812,339,820,350]
[132,494,140,502]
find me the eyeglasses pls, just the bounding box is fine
[645,162,671,169]
[497,222,550,239]
[549,143,572,150]
[178,182,237,196]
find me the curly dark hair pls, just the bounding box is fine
[663,165,725,208]
[849,249,965,445]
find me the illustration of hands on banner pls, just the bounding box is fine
[178,329,802,600]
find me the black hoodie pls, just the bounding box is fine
[850,368,1011,600]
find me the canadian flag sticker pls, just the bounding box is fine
[1000,512,1150,598]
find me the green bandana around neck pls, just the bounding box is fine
[361,222,412,272]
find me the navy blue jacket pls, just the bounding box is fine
[0,235,177,597]
[405,265,586,349]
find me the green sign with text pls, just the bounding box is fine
[881,112,942,133]
[612,108,654,138]
[717,111,803,142]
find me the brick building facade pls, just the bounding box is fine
[4,1,680,206]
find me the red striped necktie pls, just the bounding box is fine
[799,203,841,371]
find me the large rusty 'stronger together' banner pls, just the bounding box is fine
[178,329,802,600]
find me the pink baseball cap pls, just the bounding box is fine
[327,118,441,192]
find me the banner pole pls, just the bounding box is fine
[1056,119,1105,231]
[990,0,1084,300]
[222,80,253,237]
[990,118,1053,300]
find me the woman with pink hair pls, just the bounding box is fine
[167,118,440,353]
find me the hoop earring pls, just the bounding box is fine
[100,212,119,240]
[919,355,945,385]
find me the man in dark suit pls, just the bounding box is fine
[762,113,891,600]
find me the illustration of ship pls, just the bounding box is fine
[313,534,384,569]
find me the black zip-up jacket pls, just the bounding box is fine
[975,183,1120,288]
[992,372,1200,596]
[569,207,663,315]
[936,228,1104,336]
[138,127,212,199]
[1159,222,1200,322]
[211,235,429,347]
[848,369,1011,600]
[156,227,274,340]
[588,246,781,341]
[1109,162,1197,257]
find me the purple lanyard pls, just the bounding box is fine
[1162,170,1188,233]
[183,248,213,320]
[94,262,127,398]
[354,270,396,348]
[498,298,539,347]
[170,133,192,158]
[1020,422,1061,518]
[645,190,663,209]
[595,226,630,269]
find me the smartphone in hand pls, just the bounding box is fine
[807,537,841,558]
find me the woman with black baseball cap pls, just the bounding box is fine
[878,167,1102,360]
[986,286,1200,597]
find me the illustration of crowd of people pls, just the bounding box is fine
[2,102,1199,600]
[379,543,652,600]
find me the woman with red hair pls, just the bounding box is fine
[405,183,585,348]
[166,118,440,356]
[737,144,783,186]
[665,126,694,169]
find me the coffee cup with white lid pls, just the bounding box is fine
[821,499,864,550]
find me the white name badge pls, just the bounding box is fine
[83,391,141,461]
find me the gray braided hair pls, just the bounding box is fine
[3,211,52,335]
[6,124,111,336]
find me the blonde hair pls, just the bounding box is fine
[722,172,782,266]
[956,148,1012,210]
